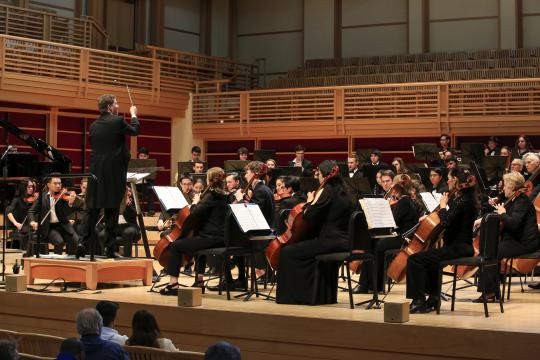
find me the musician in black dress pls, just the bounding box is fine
[407,167,478,313]
[160,167,228,296]
[276,160,353,305]
[355,182,419,293]
[6,178,37,254]
[476,172,540,298]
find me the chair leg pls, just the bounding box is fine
[436,267,442,314]
[383,255,388,295]
[346,262,354,309]
[311,260,319,305]
[451,266,457,312]
[481,264,489,317]
[507,258,514,301]
[501,259,507,304]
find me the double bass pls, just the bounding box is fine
[153,172,225,268]
[387,175,477,283]
[265,166,339,270]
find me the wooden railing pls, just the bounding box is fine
[192,79,540,137]
[0,3,108,49]
[134,45,259,91]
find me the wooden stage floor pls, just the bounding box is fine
[1,262,540,359]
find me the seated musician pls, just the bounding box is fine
[136,147,156,216]
[372,170,385,195]
[70,178,88,237]
[510,158,524,175]
[6,179,38,254]
[347,155,362,179]
[237,147,249,161]
[500,146,511,158]
[429,168,448,194]
[391,157,411,175]
[484,136,501,156]
[98,186,141,257]
[193,179,206,195]
[475,172,540,298]
[190,146,202,162]
[208,161,275,292]
[368,149,388,168]
[266,159,277,169]
[407,167,477,313]
[355,181,419,293]
[379,170,395,195]
[445,156,459,170]
[159,167,229,296]
[512,135,534,160]
[278,176,306,210]
[225,172,241,202]
[28,175,80,255]
[276,160,353,305]
[177,174,194,204]
[522,153,540,200]
[439,134,453,155]
[288,145,313,177]
[192,160,205,174]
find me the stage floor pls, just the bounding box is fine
[1,261,540,359]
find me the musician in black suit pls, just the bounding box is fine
[347,155,363,179]
[86,94,139,258]
[368,149,389,168]
[28,175,79,255]
[288,145,313,177]
[429,168,449,194]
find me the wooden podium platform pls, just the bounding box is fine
[23,256,153,290]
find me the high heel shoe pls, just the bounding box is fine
[159,283,179,296]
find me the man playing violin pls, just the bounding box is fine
[276,160,353,305]
[6,178,38,255]
[407,168,478,313]
[28,175,80,255]
[522,153,540,200]
[476,172,540,297]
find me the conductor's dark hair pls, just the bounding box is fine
[98,94,116,114]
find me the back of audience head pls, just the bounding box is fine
[0,339,17,360]
[57,337,84,360]
[204,341,241,360]
[95,301,119,328]
[127,309,161,348]
[76,308,103,337]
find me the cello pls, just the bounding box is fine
[387,174,477,283]
[265,165,339,270]
[153,172,225,268]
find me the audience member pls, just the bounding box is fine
[76,308,128,360]
[96,301,128,345]
[56,338,84,360]
[0,340,17,360]
[204,341,241,360]
[127,310,179,352]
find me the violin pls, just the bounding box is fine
[51,188,72,201]
[235,164,268,203]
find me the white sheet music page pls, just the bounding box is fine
[127,172,150,182]
[229,203,271,233]
[420,192,439,213]
[359,198,396,229]
[153,186,189,211]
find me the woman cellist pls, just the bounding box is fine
[276,160,353,305]
[407,167,478,314]
[475,172,540,300]
[159,167,228,296]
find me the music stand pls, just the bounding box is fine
[412,143,439,164]
[361,165,385,189]
[343,177,372,195]
[336,161,349,177]
[178,161,207,176]
[469,161,490,194]
[129,159,158,180]
[253,149,276,162]
[224,160,250,172]
[460,143,484,164]
[189,173,208,186]
[300,177,319,194]
[355,149,372,165]
[482,156,507,184]
[276,166,302,177]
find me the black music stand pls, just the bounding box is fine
[254,149,276,162]
[412,143,439,164]
[361,165,385,189]
[300,177,319,194]
[344,177,372,195]
[355,149,372,165]
[460,143,484,164]
[178,161,207,176]
[224,160,250,172]
[482,156,507,184]
[469,161,491,195]
[276,166,302,177]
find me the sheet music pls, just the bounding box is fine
[359,198,396,229]
[420,192,439,213]
[432,192,442,203]
[229,203,271,233]
[127,172,151,182]
[153,186,189,211]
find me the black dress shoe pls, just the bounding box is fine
[105,248,119,259]
[351,285,369,294]
[207,279,246,292]
[472,293,499,303]
[409,299,427,314]
[75,244,86,259]
[159,283,179,296]
[528,282,540,290]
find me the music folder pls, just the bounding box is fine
[153,186,189,212]
[419,192,440,213]
[359,198,396,229]
[229,203,271,234]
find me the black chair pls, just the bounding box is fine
[193,210,255,300]
[437,213,502,317]
[501,250,540,299]
[311,211,377,309]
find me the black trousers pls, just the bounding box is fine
[47,223,79,255]
[98,223,140,257]
[477,239,540,294]
[406,242,473,300]
[87,208,119,253]
[166,235,224,278]
[359,236,402,292]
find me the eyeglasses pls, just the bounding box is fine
[519,140,526,142]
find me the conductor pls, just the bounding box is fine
[85,94,140,258]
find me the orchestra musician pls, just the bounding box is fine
[276,176,306,210]
[85,94,139,258]
[225,172,241,202]
[484,136,501,156]
[28,175,80,255]
[369,149,388,168]
[6,178,38,254]
[276,160,354,305]
[192,160,205,174]
[355,181,419,293]
[407,167,478,314]
[445,156,459,170]
[439,134,453,154]
[193,179,205,195]
[391,157,411,175]
[522,153,540,201]
[429,168,449,194]
[237,147,249,161]
[380,170,395,195]
[288,145,313,177]
[69,178,88,236]
[373,170,385,195]
[475,172,540,300]
[266,159,277,169]
[347,155,363,179]
[190,146,202,162]
[136,147,156,216]
[159,167,229,296]
[512,135,534,160]
[178,174,195,204]
[98,185,141,257]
